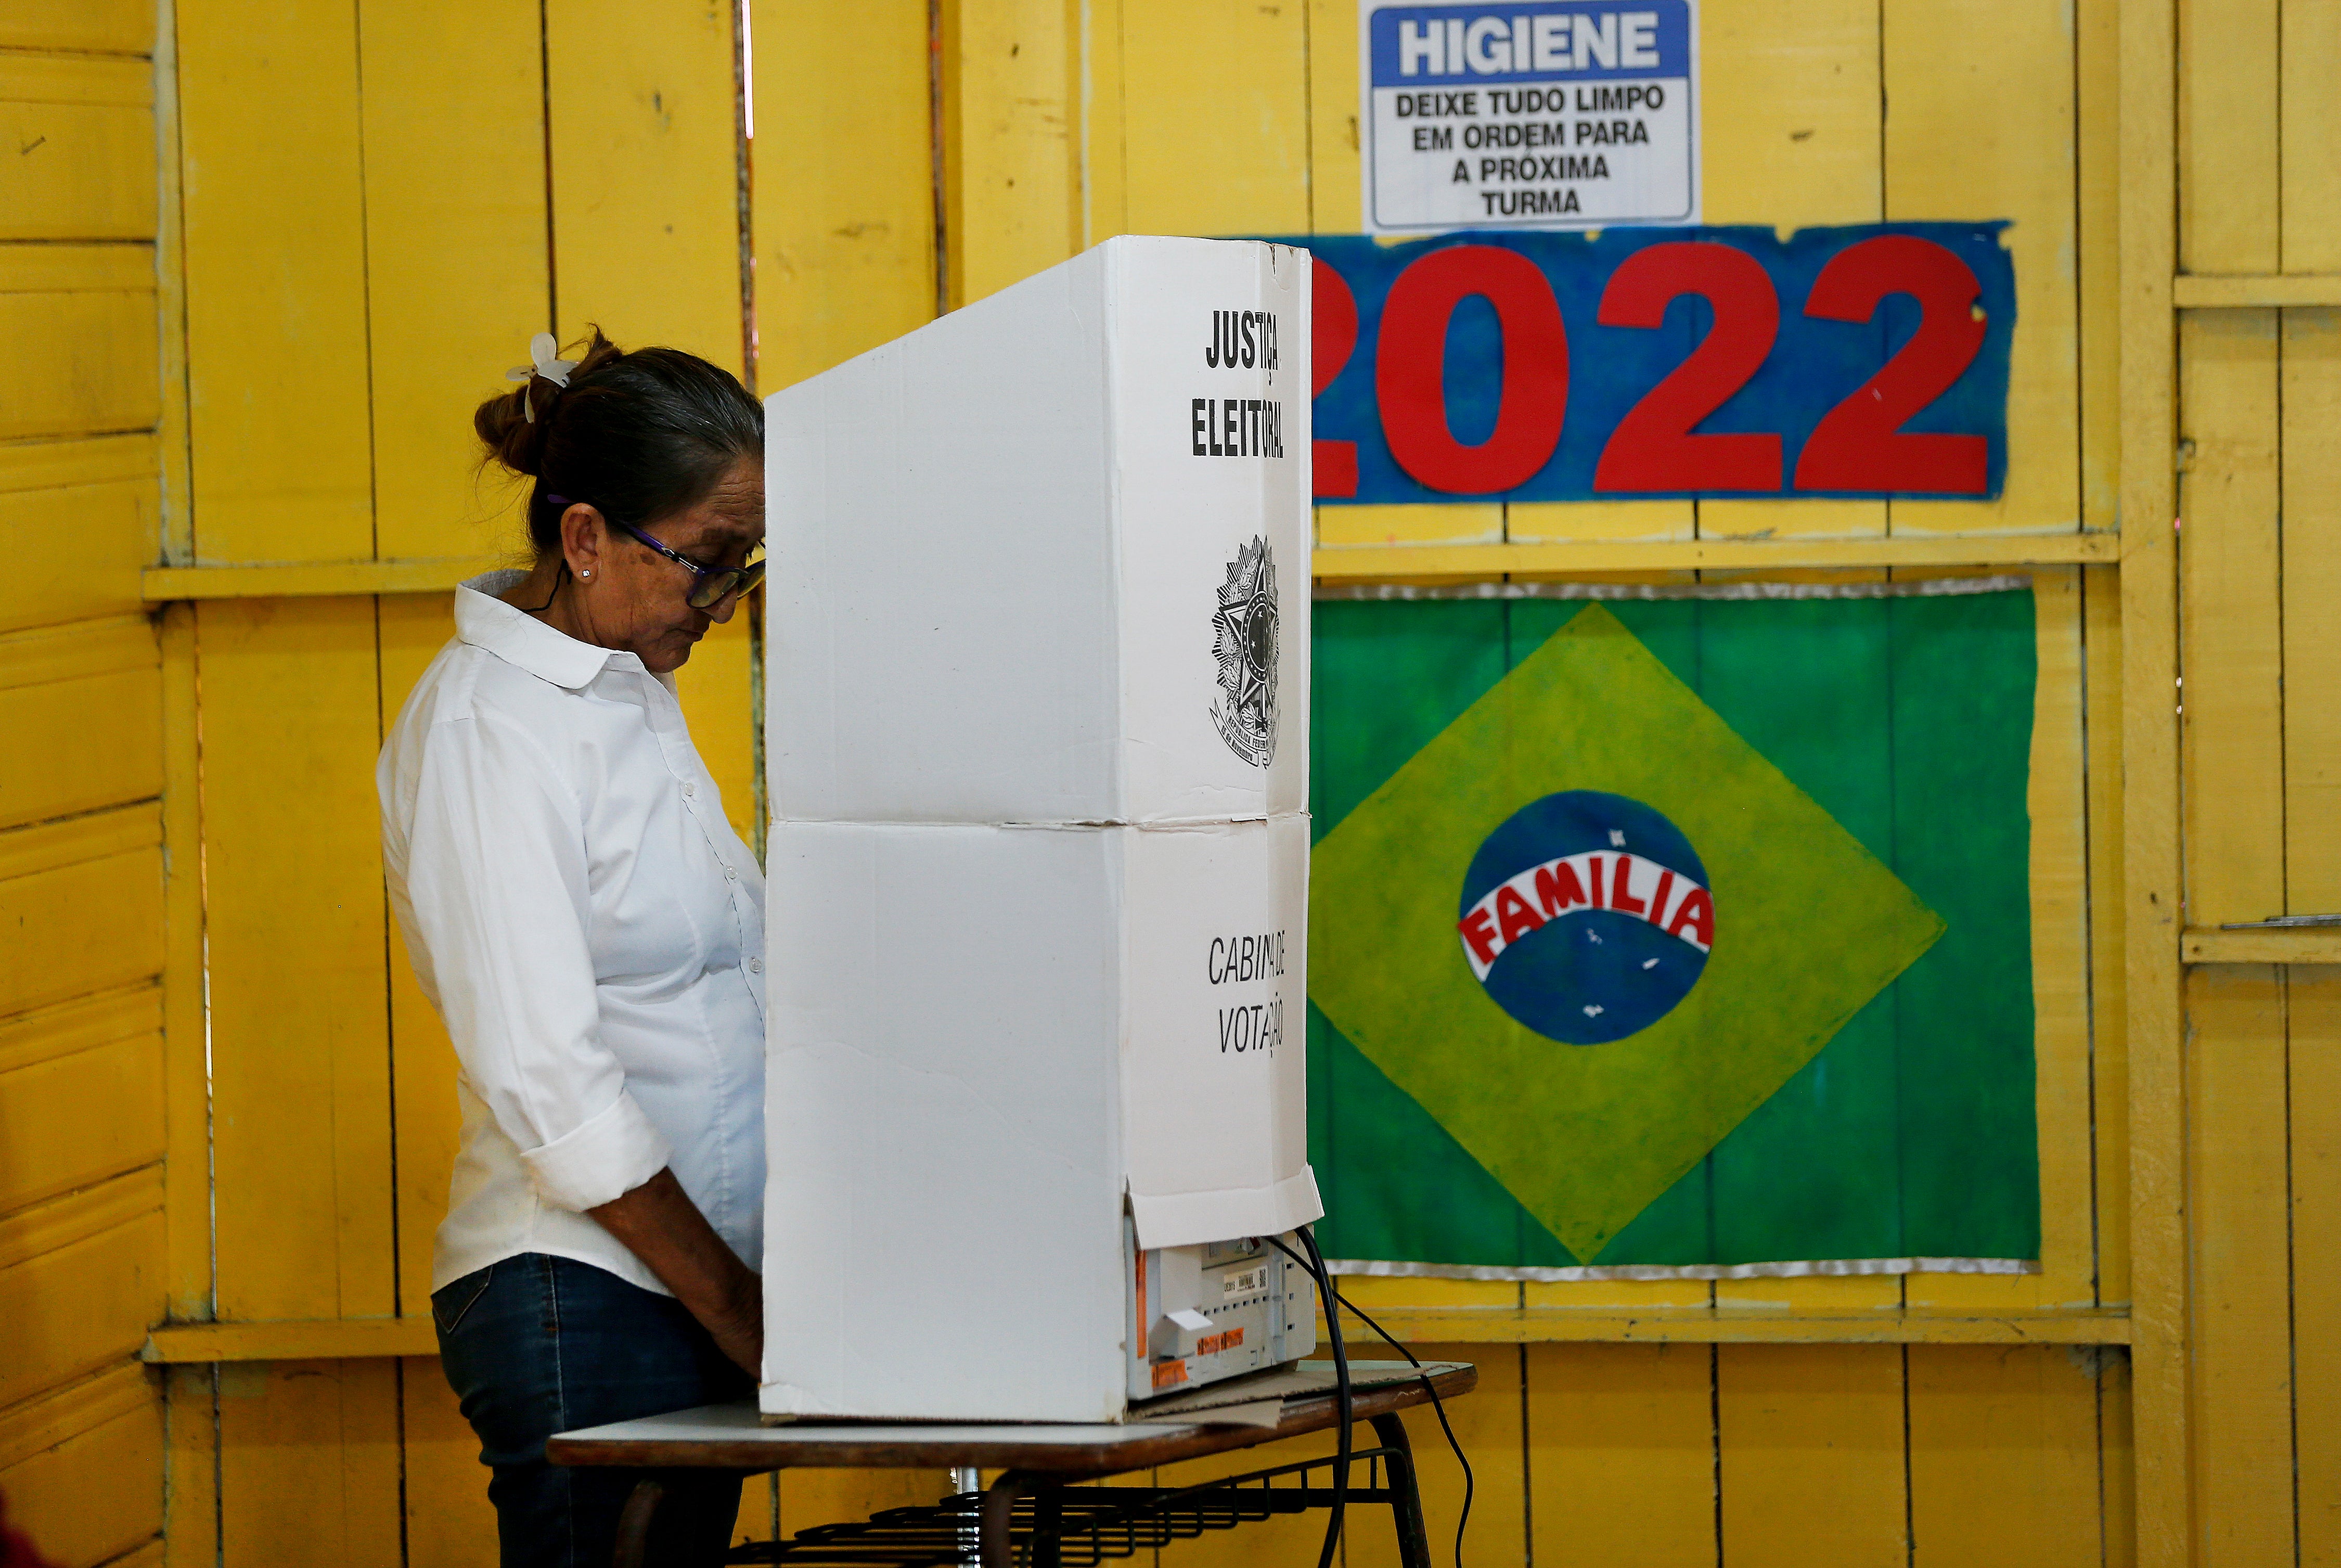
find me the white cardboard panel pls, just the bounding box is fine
[1121,814,1316,1250]
[760,817,1318,1421]
[766,235,1311,827]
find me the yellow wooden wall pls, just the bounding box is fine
[0,0,172,1561]
[143,0,771,1559]
[3,0,2306,1563]
[2157,3,2341,1567]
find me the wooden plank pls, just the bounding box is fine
[216,1358,403,1567]
[0,0,152,55]
[0,477,158,635]
[1339,1273,1519,1316]
[1343,1344,1522,1568]
[940,0,1077,307]
[2176,275,2341,309]
[0,612,153,691]
[0,1165,161,1272]
[0,822,164,1022]
[2103,1345,2139,1568]
[2184,930,2341,966]
[1906,1345,2106,1568]
[0,1032,162,1217]
[2117,9,2188,1567]
[162,1365,221,1568]
[0,983,158,1076]
[1525,1343,1717,1568]
[175,0,373,561]
[546,0,744,372]
[1880,0,2078,539]
[2283,0,2341,273]
[1716,1344,1907,1568]
[2178,309,2285,926]
[1911,569,2098,1314]
[1117,0,1307,237]
[0,1202,165,1409]
[2076,0,2120,534]
[2184,966,2296,1568]
[2283,307,2341,912]
[1696,0,1885,545]
[2177,0,2279,275]
[198,599,393,1323]
[0,797,157,881]
[1319,504,1506,550]
[0,55,152,108]
[144,558,502,600]
[1304,0,1359,234]
[750,0,938,391]
[1081,0,1127,246]
[2292,969,2341,1568]
[0,60,157,241]
[159,602,208,1322]
[0,284,160,442]
[357,0,550,561]
[144,1318,439,1364]
[1315,533,2119,579]
[0,431,155,493]
[376,593,461,1314]
[0,627,161,832]
[1508,501,1696,547]
[0,1361,151,1472]
[0,1378,163,1568]
[0,241,151,294]
[2083,564,2131,1307]
[1302,1307,2131,1345]
[398,1354,498,1565]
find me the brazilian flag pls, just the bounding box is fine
[1307,589,2041,1272]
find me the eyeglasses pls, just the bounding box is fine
[546,495,766,609]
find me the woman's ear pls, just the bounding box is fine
[560,504,606,583]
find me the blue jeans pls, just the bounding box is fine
[433,1254,753,1567]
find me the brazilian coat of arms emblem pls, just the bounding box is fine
[1210,536,1279,767]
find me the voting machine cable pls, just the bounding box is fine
[1270,1231,1474,1568]
[1284,1225,1350,1568]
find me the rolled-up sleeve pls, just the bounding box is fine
[398,709,672,1212]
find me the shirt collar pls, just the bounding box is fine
[456,570,645,690]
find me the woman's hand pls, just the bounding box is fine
[588,1167,765,1379]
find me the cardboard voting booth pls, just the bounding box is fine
[761,236,1322,1422]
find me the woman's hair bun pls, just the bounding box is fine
[473,329,626,479]
[472,326,763,559]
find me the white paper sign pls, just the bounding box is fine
[1359,0,1699,234]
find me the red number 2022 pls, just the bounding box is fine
[1308,236,1990,498]
[1592,233,1989,495]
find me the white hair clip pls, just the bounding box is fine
[506,332,581,421]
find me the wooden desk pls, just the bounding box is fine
[547,1359,1476,1568]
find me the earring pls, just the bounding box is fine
[579,569,591,579]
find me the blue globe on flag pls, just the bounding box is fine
[1457,791,1714,1046]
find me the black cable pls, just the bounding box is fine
[1330,1287,1474,1568]
[1294,1224,1349,1568]
[1269,1234,1475,1568]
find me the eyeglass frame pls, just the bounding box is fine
[544,493,765,609]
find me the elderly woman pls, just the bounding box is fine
[378,331,768,1565]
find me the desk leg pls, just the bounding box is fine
[612,1478,664,1568]
[1371,1413,1434,1568]
[980,1471,1043,1568]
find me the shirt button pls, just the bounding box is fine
[748,958,764,974]
[683,782,696,797]
[725,866,738,881]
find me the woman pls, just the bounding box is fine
[378,330,768,1565]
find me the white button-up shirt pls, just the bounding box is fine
[379,571,765,1297]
